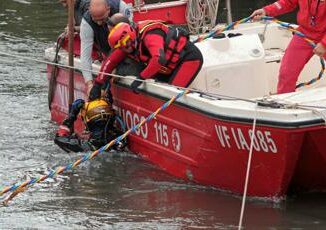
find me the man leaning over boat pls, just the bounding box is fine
[89,20,204,97]
[80,0,133,95]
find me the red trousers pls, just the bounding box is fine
[277,35,325,94]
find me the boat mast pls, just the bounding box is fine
[67,0,75,130]
[226,0,233,24]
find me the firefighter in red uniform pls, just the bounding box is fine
[89,21,203,96]
[251,0,326,94]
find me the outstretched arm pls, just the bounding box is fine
[63,99,85,128]
[250,0,299,20]
[94,48,127,85]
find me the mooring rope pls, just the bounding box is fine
[0,88,189,204]
[238,102,258,230]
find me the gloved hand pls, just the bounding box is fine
[71,98,84,111]
[56,125,71,137]
[130,77,143,94]
[89,83,102,101]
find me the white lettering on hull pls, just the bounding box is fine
[119,108,149,139]
[215,125,231,148]
[215,125,278,153]
[117,107,181,152]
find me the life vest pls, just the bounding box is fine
[136,20,189,73]
[81,98,114,125]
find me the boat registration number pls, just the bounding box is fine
[215,125,278,153]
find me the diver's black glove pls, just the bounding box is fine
[89,83,102,100]
[130,77,143,94]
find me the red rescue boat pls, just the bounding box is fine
[45,1,326,200]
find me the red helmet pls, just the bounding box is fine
[108,22,137,49]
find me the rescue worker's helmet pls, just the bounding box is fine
[108,22,137,49]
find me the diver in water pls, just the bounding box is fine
[54,85,126,152]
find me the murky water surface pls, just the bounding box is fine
[0,0,325,229]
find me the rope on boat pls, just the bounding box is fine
[0,49,263,106]
[1,50,326,112]
[238,102,259,230]
[0,89,189,204]
[186,0,219,34]
[296,57,326,88]
[193,16,325,89]
[192,16,252,43]
[261,16,325,89]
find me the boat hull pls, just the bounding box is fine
[291,129,326,192]
[112,83,305,199]
[47,65,326,199]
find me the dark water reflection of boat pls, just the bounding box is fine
[0,0,325,229]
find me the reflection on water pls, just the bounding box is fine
[0,0,325,229]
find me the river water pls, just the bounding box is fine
[0,0,325,229]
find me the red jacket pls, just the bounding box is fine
[264,0,326,47]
